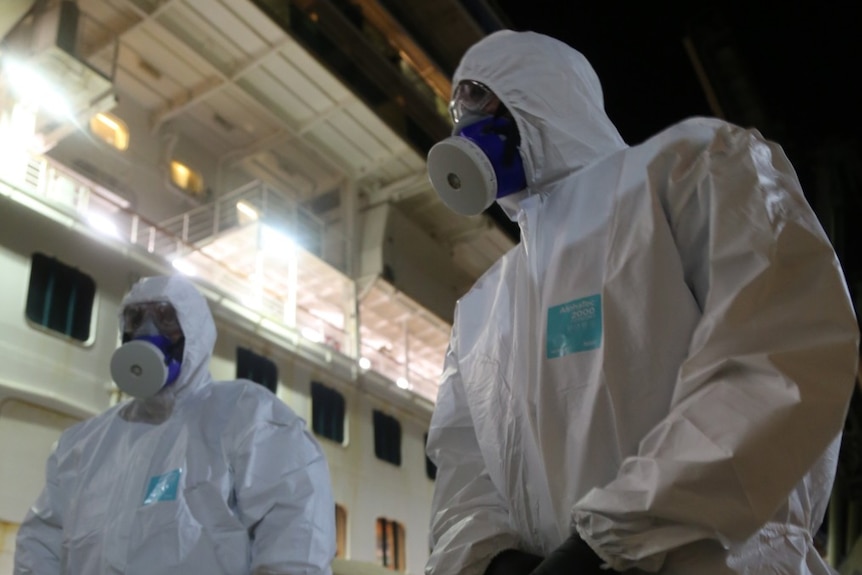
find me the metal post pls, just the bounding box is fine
[213,200,221,236]
[340,180,361,362]
[402,318,409,383]
[130,214,138,244]
[284,230,297,328]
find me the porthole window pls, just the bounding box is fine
[169,160,205,198]
[89,112,129,151]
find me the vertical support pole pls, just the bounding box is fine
[341,180,361,365]
[284,235,297,327]
[402,318,409,384]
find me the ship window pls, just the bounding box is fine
[424,433,437,481]
[376,517,406,571]
[89,112,129,151]
[169,160,205,198]
[25,253,95,342]
[372,410,401,466]
[335,503,347,558]
[236,347,278,393]
[311,381,345,444]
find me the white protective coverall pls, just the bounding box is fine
[15,275,336,575]
[425,31,860,575]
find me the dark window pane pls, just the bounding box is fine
[236,347,278,393]
[373,409,401,466]
[311,381,346,443]
[26,253,95,342]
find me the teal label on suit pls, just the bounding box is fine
[546,294,602,358]
[143,468,182,505]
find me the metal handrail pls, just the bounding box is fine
[3,154,447,403]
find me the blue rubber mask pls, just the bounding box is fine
[110,303,184,398]
[427,113,526,216]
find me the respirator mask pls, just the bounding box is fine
[427,80,527,216]
[110,301,184,399]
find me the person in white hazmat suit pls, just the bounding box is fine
[14,274,336,575]
[423,30,860,575]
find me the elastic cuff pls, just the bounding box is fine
[573,522,614,570]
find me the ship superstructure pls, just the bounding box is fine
[0,0,514,572]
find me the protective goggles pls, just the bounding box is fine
[449,80,501,125]
[122,301,181,335]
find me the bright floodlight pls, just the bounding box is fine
[86,212,120,239]
[236,200,259,223]
[172,258,197,276]
[3,58,72,119]
[261,224,297,257]
[301,327,324,343]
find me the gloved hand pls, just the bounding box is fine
[528,533,609,575]
[484,548,544,575]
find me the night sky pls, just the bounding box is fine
[492,0,860,148]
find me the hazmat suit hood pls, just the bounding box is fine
[453,30,627,218]
[118,274,216,421]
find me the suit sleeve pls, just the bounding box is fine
[426,341,521,575]
[231,390,336,575]
[14,444,63,575]
[572,124,860,571]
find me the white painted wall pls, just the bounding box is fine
[359,203,473,324]
[0,190,158,413]
[312,386,436,574]
[0,0,36,41]
[0,401,80,526]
